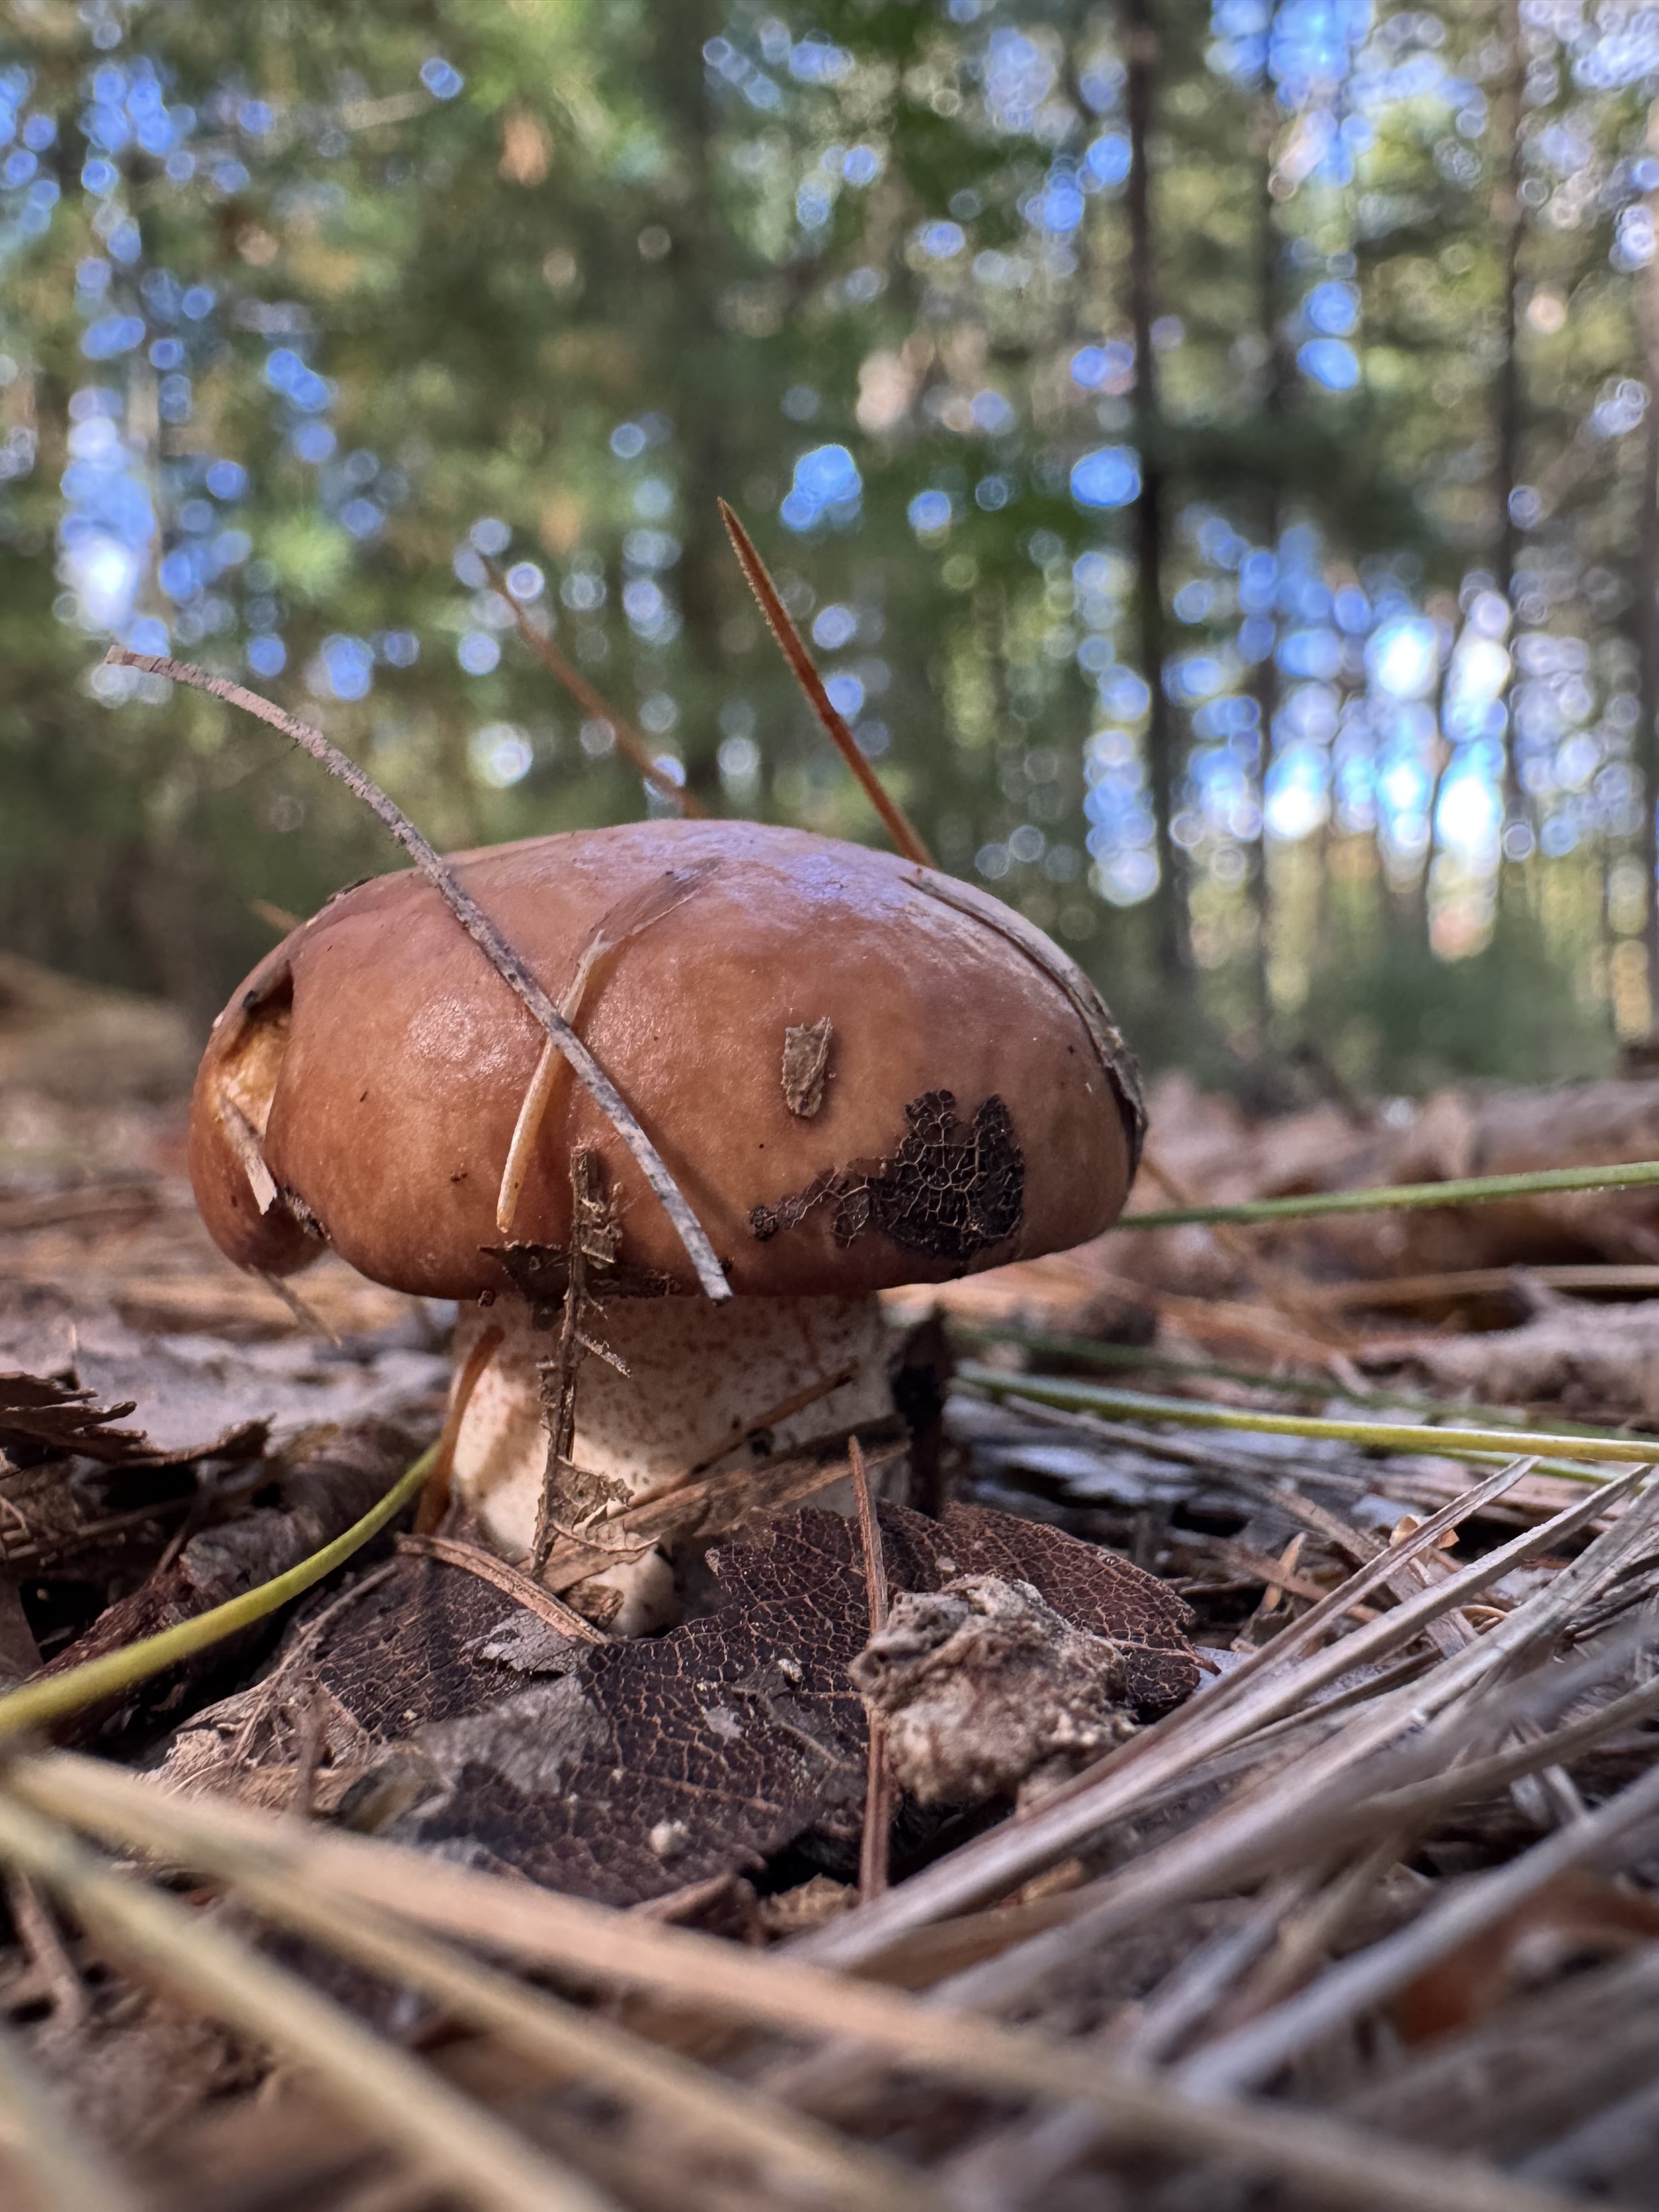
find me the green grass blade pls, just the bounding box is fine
[1120,1158,1659,1229]
[957,1362,1654,1483]
[0,1442,439,1741]
[945,1322,1639,1440]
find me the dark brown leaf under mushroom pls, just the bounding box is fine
[164,1501,1195,1908]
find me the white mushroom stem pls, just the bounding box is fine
[450,1293,896,1635]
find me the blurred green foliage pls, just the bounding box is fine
[1,0,1657,1093]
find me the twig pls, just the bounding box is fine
[1119,1156,1659,1228]
[850,1436,890,1633]
[7,1758,1583,2212]
[533,1149,603,1573]
[0,2014,140,2212]
[718,500,936,866]
[478,556,707,816]
[258,1267,343,1346]
[396,1533,611,1644]
[104,647,730,1303]
[850,1436,894,1901]
[0,1793,615,2212]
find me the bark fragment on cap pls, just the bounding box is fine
[781,1018,834,1119]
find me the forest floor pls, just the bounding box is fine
[5,955,1659,2211]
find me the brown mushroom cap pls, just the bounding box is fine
[189,820,1143,1301]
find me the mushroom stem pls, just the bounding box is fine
[450,1293,897,1635]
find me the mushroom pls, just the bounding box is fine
[189,819,1144,1632]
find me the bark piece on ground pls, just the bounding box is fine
[851,1573,1139,1805]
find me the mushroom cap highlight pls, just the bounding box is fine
[189,820,1143,1301]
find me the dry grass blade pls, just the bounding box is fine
[32,1784,933,2212]
[478,553,708,816]
[0,1439,434,1741]
[718,499,936,867]
[104,647,730,1302]
[0,1789,616,2212]
[5,1758,1584,2212]
[0,2014,141,2212]
[1179,1750,1659,2100]
[1137,1140,1361,1354]
[0,1317,499,1741]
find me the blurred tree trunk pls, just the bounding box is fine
[1122,0,1183,984]
[639,0,742,809]
[1636,104,1659,1017]
[1492,0,1527,835]
[1247,49,1283,1025]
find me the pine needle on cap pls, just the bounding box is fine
[718,499,935,868]
[102,647,730,1303]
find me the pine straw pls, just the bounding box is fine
[3,1415,1658,2209]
